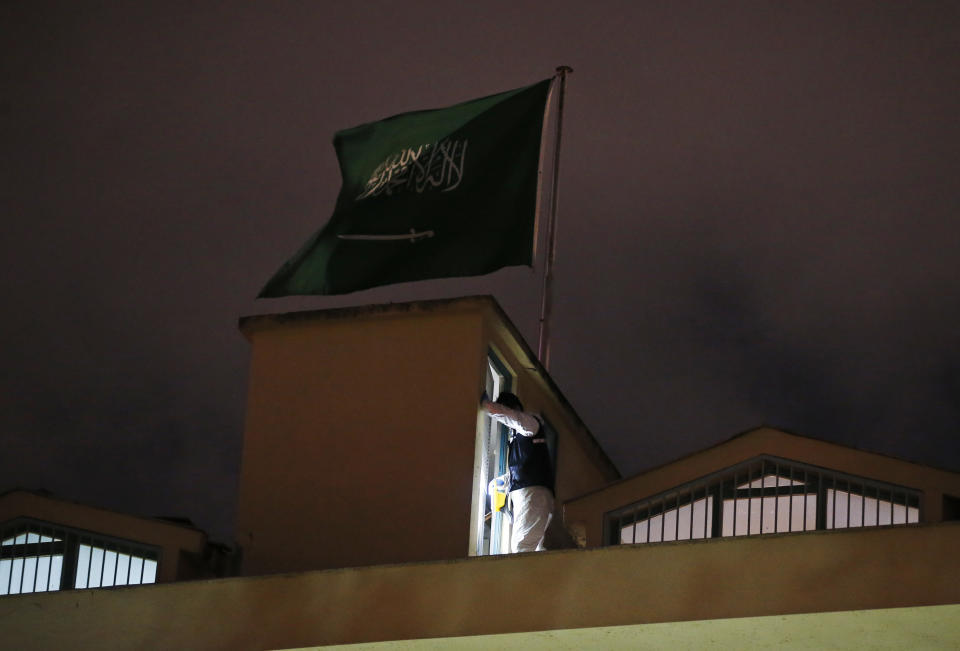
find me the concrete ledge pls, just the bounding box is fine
[1,524,958,650]
[300,604,960,650]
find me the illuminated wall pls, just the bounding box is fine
[235,296,617,575]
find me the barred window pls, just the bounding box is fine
[1,518,159,596]
[607,456,921,546]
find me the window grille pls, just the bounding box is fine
[605,456,921,546]
[1,518,159,596]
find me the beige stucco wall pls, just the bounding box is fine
[305,605,960,651]
[236,296,618,575]
[2,523,958,650]
[0,491,207,583]
[237,302,486,575]
[564,427,960,548]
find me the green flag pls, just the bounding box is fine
[259,78,553,297]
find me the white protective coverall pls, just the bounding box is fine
[483,400,555,553]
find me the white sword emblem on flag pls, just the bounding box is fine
[337,228,435,243]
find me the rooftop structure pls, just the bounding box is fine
[0,489,231,597]
[2,296,958,649]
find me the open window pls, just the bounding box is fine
[470,349,514,556]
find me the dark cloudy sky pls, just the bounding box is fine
[3,2,958,541]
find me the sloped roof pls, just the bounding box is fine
[0,488,207,546]
[564,425,960,521]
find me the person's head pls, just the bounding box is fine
[495,392,524,412]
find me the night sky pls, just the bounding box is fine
[3,2,959,542]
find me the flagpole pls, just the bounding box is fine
[536,65,572,371]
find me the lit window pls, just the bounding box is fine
[471,351,513,556]
[608,457,922,545]
[825,486,919,529]
[74,544,158,589]
[722,473,817,536]
[1,519,159,596]
[0,531,63,595]
[620,495,714,543]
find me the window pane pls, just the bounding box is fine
[723,495,816,535]
[738,475,806,489]
[21,556,37,592]
[142,559,158,584]
[0,558,10,594]
[114,553,131,585]
[102,550,118,587]
[0,554,64,595]
[129,556,144,584]
[826,490,921,529]
[2,532,62,545]
[88,547,104,588]
[4,558,24,594]
[75,544,91,588]
[621,497,713,543]
[34,556,51,591]
[48,555,63,591]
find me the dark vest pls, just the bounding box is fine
[508,417,554,492]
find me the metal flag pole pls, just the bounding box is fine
[536,65,572,371]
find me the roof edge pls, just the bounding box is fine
[566,424,960,503]
[0,488,208,536]
[238,295,498,340]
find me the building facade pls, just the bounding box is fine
[2,296,959,649]
[0,489,228,597]
[235,296,619,574]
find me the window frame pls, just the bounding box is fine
[604,455,923,546]
[1,517,161,596]
[469,347,515,556]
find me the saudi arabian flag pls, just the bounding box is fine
[259,78,552,297]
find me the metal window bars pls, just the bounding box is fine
[605,456,921,546]
[1,518,160,596]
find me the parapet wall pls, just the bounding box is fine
[2,523,958,650]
